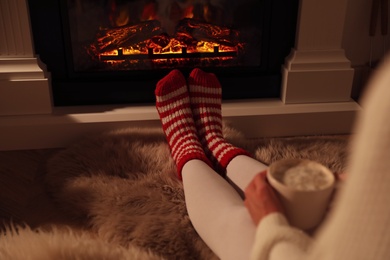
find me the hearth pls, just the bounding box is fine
[28,0,299,106]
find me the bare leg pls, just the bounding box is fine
[182,159,256,260]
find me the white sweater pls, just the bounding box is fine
[251,56,390,260]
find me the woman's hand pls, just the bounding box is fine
[337,172,347,182]
[244,170,285,225]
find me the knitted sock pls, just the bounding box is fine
[155,69,211,179]
[188,68,251,175]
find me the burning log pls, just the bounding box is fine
[90,20,163,53]
[150,33,171,48]
[88,17,242,64]
[175,18,241,47]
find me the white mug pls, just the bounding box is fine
[267,158,336,230]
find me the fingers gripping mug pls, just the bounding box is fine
[267,158,336,230]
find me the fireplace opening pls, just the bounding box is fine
[72,1,263,71]
[28,0,299,106]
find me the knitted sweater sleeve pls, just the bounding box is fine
[302,54,390,260]
[250,213,312,260]
[251,55,390,260]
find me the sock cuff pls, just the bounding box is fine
[176,152,212,180]
[218,148,252,175]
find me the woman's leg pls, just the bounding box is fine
[154,69,212,179]
[188,68,268,195]
[155,70,257,259]
[188,69,251,175]
[182,159,256,260]
[226,155,268,197]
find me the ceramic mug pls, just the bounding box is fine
[267,158,336,230]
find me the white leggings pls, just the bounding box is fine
[182,155,268,260]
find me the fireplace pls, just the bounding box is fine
[28,0,299,106]
[0,0,360,151]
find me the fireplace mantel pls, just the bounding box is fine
[0,0,360,150]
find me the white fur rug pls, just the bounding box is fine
[0,126,349,260]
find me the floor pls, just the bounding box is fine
[0,149,73,230]
[0,134,350,232]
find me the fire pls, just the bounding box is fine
[141,2,158,21]
[90,1,244,69]
[182,6,194,19]
[100,38,238,56]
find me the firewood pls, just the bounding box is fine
[150,33,171,48]
[175,18,240,47]
[93,20,163,53]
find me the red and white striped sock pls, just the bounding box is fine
[188,68,251,175]
[155,69,211,179]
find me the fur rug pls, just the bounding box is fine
[0,125,349,260]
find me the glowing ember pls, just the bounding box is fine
[88,2,245,69]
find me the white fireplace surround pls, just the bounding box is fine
[0,0,361,151]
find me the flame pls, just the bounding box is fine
[182,6,194,19]
[108,0,117,27]
[141,2,157,21]
[95,1,242,68]
[108,0,131,27]
[116,9,130,27]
